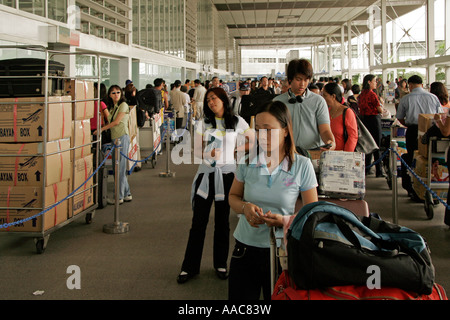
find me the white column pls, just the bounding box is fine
[341,25,345,74]
[427,0,436,85]
[392,20,397,81]
[381,0,388,82]
[324,37,329,75]
[118,57,132,88]
[368,14,375,70]
[445,0,450,85]
[347,20,352,80]
[328,35,333,76]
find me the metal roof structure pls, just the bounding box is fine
[212,0,426,49]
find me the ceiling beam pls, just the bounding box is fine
[214,1,377,11]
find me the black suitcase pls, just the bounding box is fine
[0,58,65,97]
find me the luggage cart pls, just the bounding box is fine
[381,119,407,189]
[139,110,163,168]
[0,45,100,253]
[162,109,176,145]
[420,137,450,220]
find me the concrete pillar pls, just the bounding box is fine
[328,35,333,76]
[381,0,388,83]
[341,25,345,74]
[324,37,328,74]
[347,20,352,80]
[118,57,132,88]
[427,0,436,85]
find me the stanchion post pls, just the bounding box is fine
[160,113,175,177]
[390,140,399,224]
[269,227,276,294]
[103,139,129,234]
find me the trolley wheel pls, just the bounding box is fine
[85,211,95,224]
[34,235,49,254]
[151,154,157,168]
[424,191,434,220]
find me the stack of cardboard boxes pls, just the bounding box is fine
[413,114,450,200]
[0,80,95,232]
[65,79,95,217]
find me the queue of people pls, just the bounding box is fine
[90,68,449,301]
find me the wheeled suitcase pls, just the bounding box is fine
[272,270,448,300]
[0,58,65,97]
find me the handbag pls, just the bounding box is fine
[101,106,118,145]
[343,108,379,154]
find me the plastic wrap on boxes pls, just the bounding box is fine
[319,151,365,199]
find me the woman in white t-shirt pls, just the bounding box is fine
[177,87,255,284]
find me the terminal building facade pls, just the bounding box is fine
[0,0,449,88]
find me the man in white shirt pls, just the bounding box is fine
[171,80,187,129]
[192,79,207,120]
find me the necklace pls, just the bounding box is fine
[329,106,341,119]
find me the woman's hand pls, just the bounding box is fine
[261,211,284,227]
[243,202,265,228]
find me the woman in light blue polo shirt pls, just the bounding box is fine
[228,100,318,300]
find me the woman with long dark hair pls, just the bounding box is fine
[358,74,384,177]
[96,85,132,204]
[323,82,358,151]
[227,100,318,300]
[177,87,254,284]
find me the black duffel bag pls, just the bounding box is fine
[287,201,435,295]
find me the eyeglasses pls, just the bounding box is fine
[111,92,121,94]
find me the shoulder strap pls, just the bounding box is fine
[343,107,348,142]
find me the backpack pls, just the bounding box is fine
[287,201,435,295]
[137,88,160,116]
[239,90,274,124]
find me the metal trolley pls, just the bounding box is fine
[139,109,163,168]
[418,137,450,220]
[381,118,407,190]
[0,46,101,253]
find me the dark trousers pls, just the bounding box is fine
[362,114,383,175]
[401,124,419,193]
[228,240,277,300]
[181,172,234,275]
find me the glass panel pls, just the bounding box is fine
[0,0,14,8]
[48,0,67,23]
[19,0,45,17]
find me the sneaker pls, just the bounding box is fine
[107,198,123,205]
[124,195,132,202]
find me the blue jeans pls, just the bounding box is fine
[112,134,131,200]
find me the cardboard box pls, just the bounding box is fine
[69,153,94,216]
[0,180,69,232]
[308,150,323,172]
[417,113,447,133]
[64,80,94,120]
[412,150,448,182]
[128,105,138,138]
[412,151,428,177]
[0,139,71,187]
[127,135,141,171]
[71,119,92,160]
[0,96,72,142]
[418,135,428,158]
[413,176,448,201]
[319,151,366,199]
